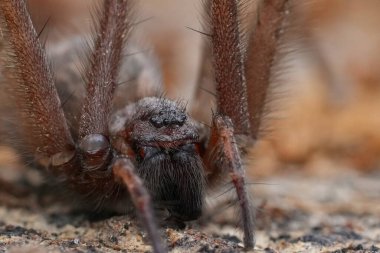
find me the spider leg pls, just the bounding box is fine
[204,0,291,249]
[113,157,167,253]
[204,115,255,249]
[0,0,74,159]
[205,0,254,248]
[76,0,132,171]
[245,0,291,139]
[202,0,290,138]
[208,0,250,135]
[73,3,166,251]
[78,0,132,139]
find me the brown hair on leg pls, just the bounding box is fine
[0,0,73,160]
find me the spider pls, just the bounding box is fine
[0,0,290,252]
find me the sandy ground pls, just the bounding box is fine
[0,147,379,253]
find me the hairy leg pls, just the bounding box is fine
[202,0,292,249]
[204,0,254,248]
[204,115,254,249]
[207,0,250,135]
[75,1,166,252]
[0,0,73,161]
[245,0,291,139]
[2,2,166,252]
[113,158,166,253]
[78,0,131,138]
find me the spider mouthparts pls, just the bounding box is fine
[149,140,196,149]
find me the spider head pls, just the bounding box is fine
[110,97,204,221]
[125,97,199,147]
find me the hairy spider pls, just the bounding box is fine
[0,0,290,252]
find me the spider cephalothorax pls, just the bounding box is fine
[0,0,291,252]
[111,97,205,221]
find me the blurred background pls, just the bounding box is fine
[0,0,379,251]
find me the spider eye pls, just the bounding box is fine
[149,115,164,128]
[149,112,187,128]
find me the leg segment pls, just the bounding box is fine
[203,115,254,249]
[206,0,291,139]
[77,0,133,170]
[206,1,254,246]
[0,0,73,158]
[245,0,291,139]
[208,0,250,135]
[203,0,292,249]
[113,157,167,253]
[79,0,132,138]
